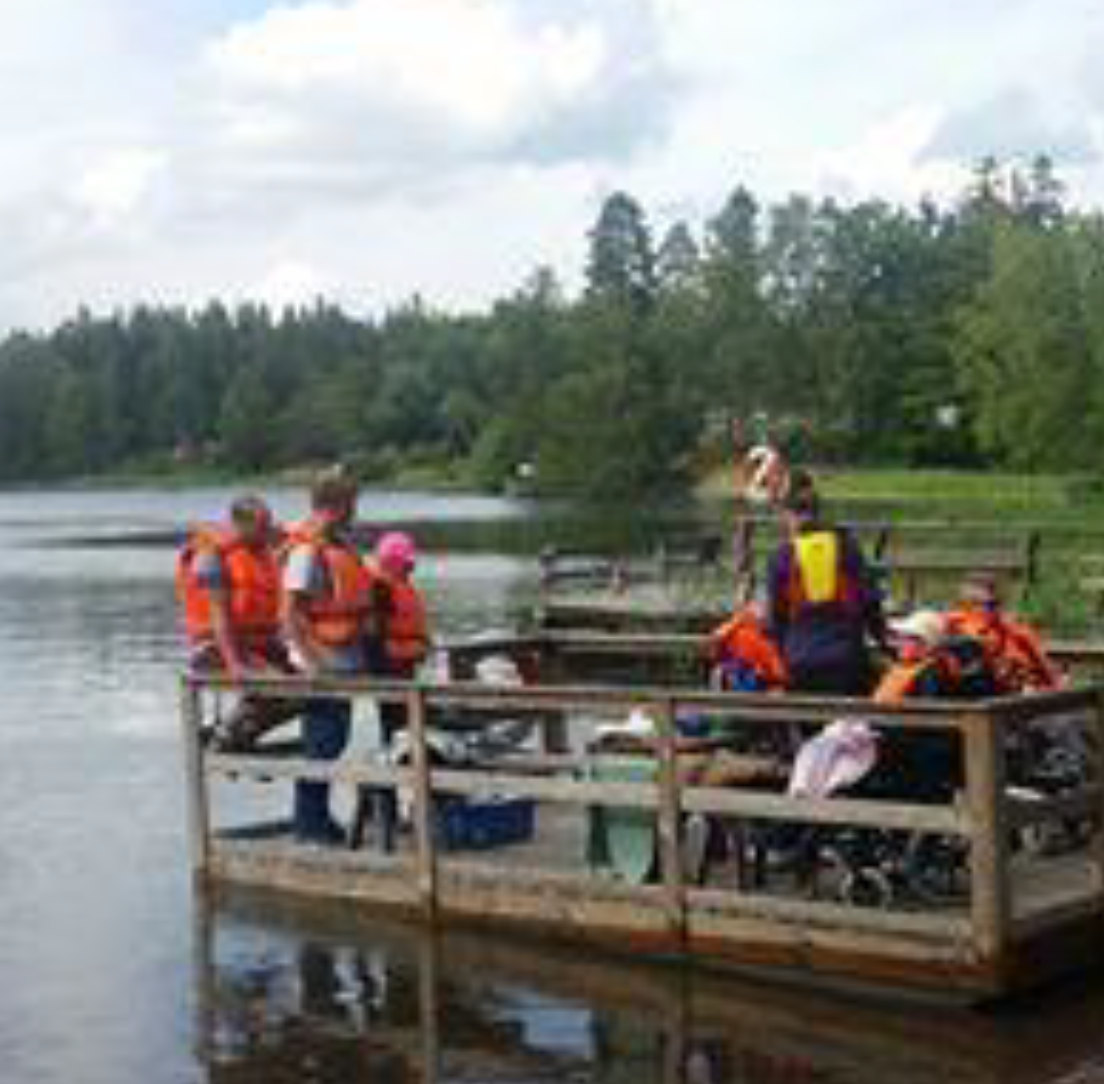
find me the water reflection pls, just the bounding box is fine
[196,890,1104,1084]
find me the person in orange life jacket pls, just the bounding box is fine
[873,610,958,704]
[766,470,887,696]
[363,530,430,680]
[363,531,430,744]
[353,531,431,852]
[706,596,788,692]
[282,469,373,846]
[178,494,301,751]
[944,573,1063,693]
[872,608,994,800]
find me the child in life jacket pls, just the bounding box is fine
[944,573,1063,693]
[706,598,788,692]
[874,609,961,704]
[871,609,965,801]
[873,608,1003,800]
[352,531,431,852]
[363,532,430,683]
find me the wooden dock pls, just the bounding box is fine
[181,637,1104,1003]
[537,516,1043,625]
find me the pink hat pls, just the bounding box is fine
[376,530,417,571]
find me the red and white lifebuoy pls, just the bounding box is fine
[740,443,790,507]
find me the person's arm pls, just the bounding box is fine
[193,548,245,680]
[282,546,326,677]
[208,589,245,680]
[765,547,790,644]
[1006,620,1064,690]
[843,530,888,648]
[410,590,431,665]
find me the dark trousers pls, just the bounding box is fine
[294,696,351,836]
[789,657,875,697]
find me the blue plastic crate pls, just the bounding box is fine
[436,796,535,850]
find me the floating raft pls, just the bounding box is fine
[182,632,1104,1004]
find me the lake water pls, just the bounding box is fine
[2,485,1104,1084]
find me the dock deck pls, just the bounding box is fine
[182,634,1104,1003]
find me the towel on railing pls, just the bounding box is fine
[787,720,879,799]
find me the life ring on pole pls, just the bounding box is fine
[741,443,790,508]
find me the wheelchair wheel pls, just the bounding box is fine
[903,834,968,905]
[839,867,894,909]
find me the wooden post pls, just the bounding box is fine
[417,928,441,1084]
[661,970,692,1084]
[1095,690,1104,915]
[408,688,438,921]
[733,512,755,603]
[656,540,671,585]
[963,707,1010,966]
[180,677,211,879]
[872,523,891,563]
[536,640,569,755]
[538,545,557,593]
[655,698,686,941]
[191,888,216,1067]
[1022,530,1041,603]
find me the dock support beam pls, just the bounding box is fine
[656,697,686,940]
[180,677,211,880]
[965,709,1009,968]
[409,688,438,922]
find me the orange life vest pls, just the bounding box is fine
[874,659,930,705]
[944,608,1061,692]
[708,610,788,689]
[284,520,372,647]
[176,525,282,644]
[367,563,429,670]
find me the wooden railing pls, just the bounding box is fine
[180,662,1104,998]
[539,519,1041,609]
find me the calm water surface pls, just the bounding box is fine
[2,485,1104,1084]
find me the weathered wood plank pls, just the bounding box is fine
[181,678,210,876]
[184,665,1104,1000]
[655,697,685,934]
[409,688,437,921]
[964,710,1010,963]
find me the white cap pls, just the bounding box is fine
[889,609,945,646]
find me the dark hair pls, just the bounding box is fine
[230,494,272,529]
[784,468,819,520]
[311,465,358,512]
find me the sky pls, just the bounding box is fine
[3,0,1104,331]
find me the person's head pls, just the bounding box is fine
[742,590,769,623]
[376,530,417,578]
[229,494,274,548]
[310,466,358,529]
[781,468,820,529]
[889,608,945,662]
[960,572,1000,614]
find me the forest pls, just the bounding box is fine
[0,155,1100,500]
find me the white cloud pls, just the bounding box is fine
[199,0,667,183]
[249,257,330,308]
[4,0,1104,330]
[816,106,969,204]
[70,147,168,226]
[205,0,607,133]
